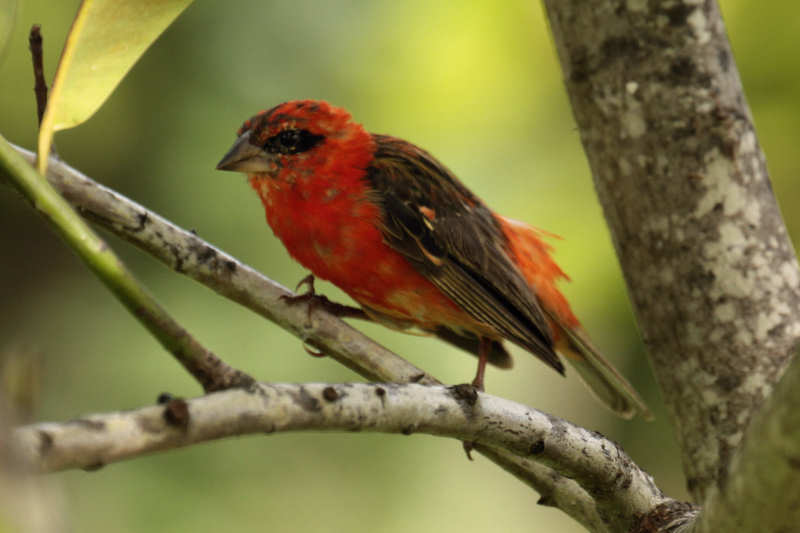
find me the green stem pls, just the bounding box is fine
[0,135,252,392]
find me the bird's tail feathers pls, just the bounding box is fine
[555,323,653,421]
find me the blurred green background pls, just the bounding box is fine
[1,1,798,532]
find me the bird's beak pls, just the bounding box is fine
[216,130,273,173]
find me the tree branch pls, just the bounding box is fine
[28,25,48,127]
[0,138,253,393]
[13,382,672,532]
[474,445,609,532]
[542,0,800,502]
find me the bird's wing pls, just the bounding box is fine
[364,135,563,374]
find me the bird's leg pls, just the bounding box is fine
[462,338,491,460]
[280,274,370,323]
[470,337,491,391]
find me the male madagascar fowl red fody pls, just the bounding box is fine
[217,100,650,420]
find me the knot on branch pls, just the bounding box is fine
[630,500,699,533]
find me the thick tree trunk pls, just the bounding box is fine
[693,349,800,531]
[542,0,800,502]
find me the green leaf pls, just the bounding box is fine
[37,0,193,174]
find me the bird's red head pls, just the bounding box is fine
[236,100,351,140]
[216,100,374,178]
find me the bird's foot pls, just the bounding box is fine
[448,383,481,461]
[462,440,475,461]
[463,366,484,459]
[281,275,370,358]
[280,274,319,310]
[281,274,368,325]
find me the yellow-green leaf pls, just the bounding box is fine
[37,0,193,174]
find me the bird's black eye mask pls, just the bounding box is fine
[264,128,325,155]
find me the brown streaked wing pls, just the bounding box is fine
[364,135,564,374]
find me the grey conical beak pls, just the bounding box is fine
[216,130,273,172]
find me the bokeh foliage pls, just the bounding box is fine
[1,2,797,532]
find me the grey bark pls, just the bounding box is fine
[543,0,800,502]
[13,382,670,533]
[692,348,800,531]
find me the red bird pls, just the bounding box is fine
[217,100,650,419]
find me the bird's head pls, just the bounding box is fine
[216,100,372,178]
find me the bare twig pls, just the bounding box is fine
[0,139,253,393]
[17,30,251,392]
[13,382,680,533]
[28,25,48,126]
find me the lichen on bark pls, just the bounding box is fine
[543,0,800,502]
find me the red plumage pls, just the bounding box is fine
[218,100,651,419]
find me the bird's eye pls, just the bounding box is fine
[277,130,300,149]
[265,128,324,155]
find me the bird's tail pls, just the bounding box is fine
[554,323,652,420]
[498,214,652,419]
